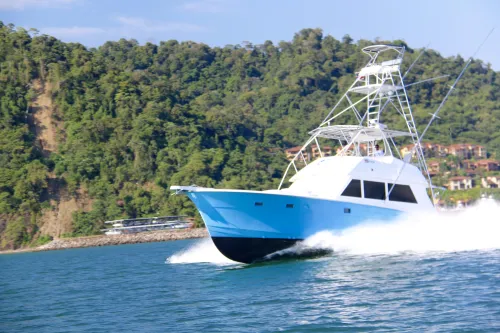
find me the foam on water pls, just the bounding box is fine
[167,199,500,264]
[166,238,236,265]
[299,199,500,255]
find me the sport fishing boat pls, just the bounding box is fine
[171,44,462,263]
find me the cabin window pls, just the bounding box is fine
[364,181,386,200]
[341,179,361,198]
[388,184,417,203]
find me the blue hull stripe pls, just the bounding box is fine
[187,191,402,240]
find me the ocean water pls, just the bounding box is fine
[2,200,500,332]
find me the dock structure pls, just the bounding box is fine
[101,216,192,235]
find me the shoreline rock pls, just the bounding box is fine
[0,228,209,255]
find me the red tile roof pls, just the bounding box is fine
[285,146,303,153]
[477,159,499,164]
[449,176,471,181]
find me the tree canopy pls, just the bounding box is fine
[1,22,499,248]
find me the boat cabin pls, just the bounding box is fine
[281,154,433,213]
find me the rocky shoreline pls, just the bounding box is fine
[0,228,209,255]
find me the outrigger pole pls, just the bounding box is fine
[405,75,449,88]
[388,28,495,201]
[402,43,429,79]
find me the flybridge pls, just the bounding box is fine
[309,125,414,142]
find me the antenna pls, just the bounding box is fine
[388,28,495,201]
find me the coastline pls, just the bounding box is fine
[0,228,209,255]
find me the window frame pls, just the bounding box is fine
[363,180,386,200]
[341,179,362,198]
[387,183,418,204]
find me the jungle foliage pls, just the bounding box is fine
[1,22,499,247]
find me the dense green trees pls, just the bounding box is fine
[1,22,500,248]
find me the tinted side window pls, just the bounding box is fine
[364,181,386,200]
[388,184,417,203]
[341,179,361,198]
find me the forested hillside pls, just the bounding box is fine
[1,21,499,249]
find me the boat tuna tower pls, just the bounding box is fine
[279,45,432,189]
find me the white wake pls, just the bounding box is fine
[296,199,500,255]
[166,238,236,265]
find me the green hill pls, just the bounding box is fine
[1,22,499,249]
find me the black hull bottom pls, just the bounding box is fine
[211,237,302,264]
